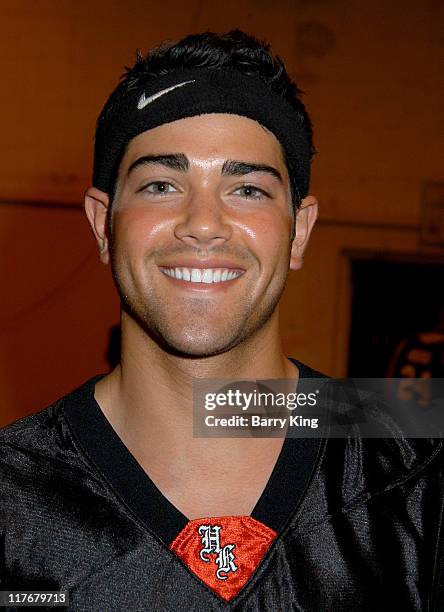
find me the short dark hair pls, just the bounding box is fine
[98,29,314,209]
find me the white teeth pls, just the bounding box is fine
[202,269,213,284]
[191,269,202,282]
[161,267,243,284]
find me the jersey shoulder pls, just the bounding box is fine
[0,382,99,484]
[0,398,65,460]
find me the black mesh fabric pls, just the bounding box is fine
[1,364,444,610]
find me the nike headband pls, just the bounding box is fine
[93,67,312,200]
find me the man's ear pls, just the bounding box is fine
[84,187,110,264]
[290,195,318,271]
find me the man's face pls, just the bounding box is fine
[93,114,301,357]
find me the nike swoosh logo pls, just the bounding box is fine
[137,80,196,109]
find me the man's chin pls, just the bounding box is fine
[157,332,241,359]
[141,320,248,358]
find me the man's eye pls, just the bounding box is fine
[144,181,178,194]
[234,185,267,199]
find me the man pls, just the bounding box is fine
[1,30,443,611]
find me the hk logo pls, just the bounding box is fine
[198,524,238,580]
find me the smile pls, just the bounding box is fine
[159,267,244,284]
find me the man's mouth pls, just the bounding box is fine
[159,267,245,284]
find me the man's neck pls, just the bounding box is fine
[98,310,297,421]
[93,310,299,518]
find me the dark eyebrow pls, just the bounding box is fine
[127,153,189,176]
[221,160,282,182]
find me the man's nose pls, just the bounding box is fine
[174,190,232,247]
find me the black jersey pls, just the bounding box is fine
[1,361,444,611]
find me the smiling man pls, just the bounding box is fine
[1,30,444,611]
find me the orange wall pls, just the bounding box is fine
[1,1,443,425]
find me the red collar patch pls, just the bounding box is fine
[170,515,276,601]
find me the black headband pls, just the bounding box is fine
[93,67,312,199]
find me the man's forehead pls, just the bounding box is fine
[121,114,288,174]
